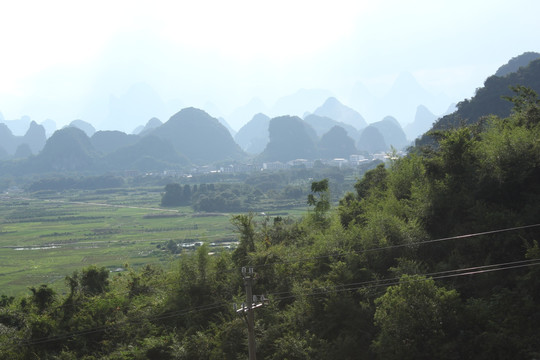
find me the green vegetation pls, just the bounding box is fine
[1,89,540,358]
[0,175,324,297]
[160,165,369,213]
[421,58,540,138]
[0,188,237,296]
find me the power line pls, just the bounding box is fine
[15,300,230,346]
[239,223,540,271]
[6,222,540,348]
[11,258,540,347]
[269,258,540,302]
[10,223,540,322]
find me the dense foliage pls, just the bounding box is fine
[1,89,540,359]
[425,58,540,134]
[160,164,370,212]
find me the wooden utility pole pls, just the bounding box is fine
[235,267,268,360]
[244,267,257,360]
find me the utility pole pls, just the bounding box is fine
[235,267,268,360]
[244,267,256,360]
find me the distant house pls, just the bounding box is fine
[331,158,348,168]
[6,186,23,194]
[349,154,369,166]
[287,159,314,168]
[124,170,139,177]
[221,163,260,173]
[263,161,289,170]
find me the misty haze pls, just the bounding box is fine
[1,1,540,359]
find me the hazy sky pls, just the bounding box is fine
[1,0,539,131]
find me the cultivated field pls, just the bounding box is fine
[0,187,305,296]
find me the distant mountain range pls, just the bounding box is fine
[0,65,455,137]
[303,114,361,143]
[257,111,410,162]
[1,52,539,177]
[235,97,369,157]
[0,73,450,147]
[0,108,244,175]
[313,97,368,130]
[0,97,416,174]
[0,121,46,156]
[349,71,451,127]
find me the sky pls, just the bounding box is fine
[0,0,539,132]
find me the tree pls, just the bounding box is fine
[503,85,540,122]
[161,183,184,206]
[80,266,110,296]
[354,163,387,199]
[231,213,256,266]
[338,163,388,228]
[183,184,192,203]
[307,179,331,228]
[29,285,56,313]
[0,294,14,307]
[372,275,460,360]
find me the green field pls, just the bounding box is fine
[0,187,306,296]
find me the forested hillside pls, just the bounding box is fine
[429,58,540,131]
[1,88,539,359]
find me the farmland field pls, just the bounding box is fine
[0,187,306,296]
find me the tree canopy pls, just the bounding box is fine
[1,88,540,359]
